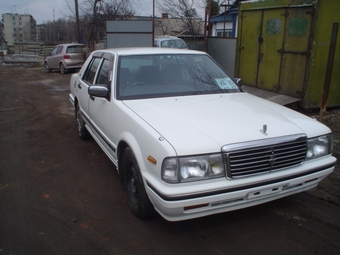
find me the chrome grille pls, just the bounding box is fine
[223,135,307,178]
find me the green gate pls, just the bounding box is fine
[236,5,314,98]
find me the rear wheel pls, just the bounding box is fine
[60,63,67,74]
[122,147,154,219]
[75,104,89,140]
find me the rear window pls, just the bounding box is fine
[66,45,88,54]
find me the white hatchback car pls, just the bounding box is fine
[45,43,89,74]
[69,48,336,221]
[154,36,188,49]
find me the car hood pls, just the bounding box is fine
[123,93,328,155]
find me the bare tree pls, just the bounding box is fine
[157,0,203,34]
[209,0,221,16]
[74,0,136,49]
[44,18,77,44]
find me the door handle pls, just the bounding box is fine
[77,83,82,89]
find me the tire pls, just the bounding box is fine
[122,147,155,219]
[45,62,51,73]
[60,63,67,74]
[75,104,90,140]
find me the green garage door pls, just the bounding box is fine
[237,6,314,98]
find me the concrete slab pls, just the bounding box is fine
[242,85,301,106]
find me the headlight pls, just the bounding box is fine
[306,134,333,160]
[162,154,225,183]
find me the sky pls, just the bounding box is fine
[0,0,155,24]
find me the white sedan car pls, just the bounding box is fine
[69,48,336,221]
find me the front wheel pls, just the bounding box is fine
[44,62,51,73]
[75,104,89,140]
[122,147,155,219]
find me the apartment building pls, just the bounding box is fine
[2,13,37,46]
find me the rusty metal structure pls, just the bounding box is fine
[235,0,340,110]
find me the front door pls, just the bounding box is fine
[88,53,116,158]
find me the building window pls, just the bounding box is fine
[216,30,232,37]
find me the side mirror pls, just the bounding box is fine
[233,78,242,88]
[88,84,110,99]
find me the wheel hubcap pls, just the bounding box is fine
[129,175,137,194]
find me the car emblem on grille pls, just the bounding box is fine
[260,124,268,136]
[268,150,276,168]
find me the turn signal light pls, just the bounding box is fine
[184,203,209,211]
[147,155,157,165]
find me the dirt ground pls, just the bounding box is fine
[0,64,339,254]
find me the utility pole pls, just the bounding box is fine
[88,0,101,50]
[203,0,212,52]
[152,0,155,47]
[75,0,80,43]
[0,21,2,64]
[0,31,3,64]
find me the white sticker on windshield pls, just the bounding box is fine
[215,78,236,89]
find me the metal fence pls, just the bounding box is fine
[207,37,237,78]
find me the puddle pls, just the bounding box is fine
[34,81,69,92]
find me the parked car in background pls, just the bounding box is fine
[69,47,336,221]
[45,43,89,74]
[154,36,188,49]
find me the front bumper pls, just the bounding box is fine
[145,156,336,221]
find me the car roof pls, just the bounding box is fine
[154,36,183,40]
[56,43,86,47]
[93,47,203,56]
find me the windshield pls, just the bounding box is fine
[117,54,240,100]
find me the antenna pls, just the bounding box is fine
[53,9,55,22]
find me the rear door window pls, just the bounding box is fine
[96,59,110,85]
[82,57,102,85]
